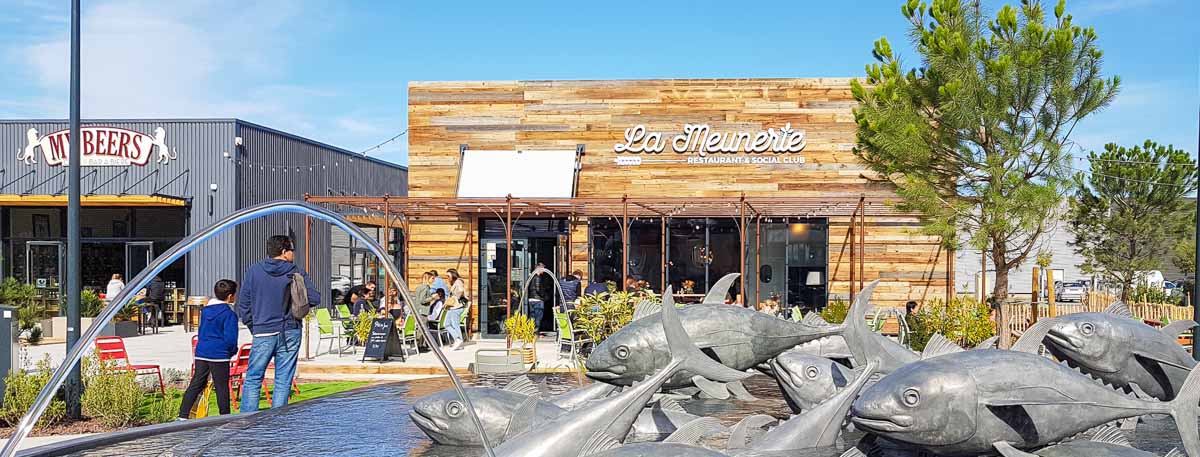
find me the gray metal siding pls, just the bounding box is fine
[0,120,239,297]
[233,121,407,306]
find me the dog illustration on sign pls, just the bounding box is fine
[153,127,176,164]
[17,128,38,164]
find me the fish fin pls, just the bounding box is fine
[578,430,622,457]
[920,333,965,359]
[663,417,724,444]
[655,397,687,413]
[1161,320,1197,339]
[1089,424,1130,446]
[660,286,751,383]
[843,280,881,368]
[727,414,777,450]
[1011,318,1056,354]
[1132,351,1197,373]
[631,299,661,321]
[692,376,731,400]
[701,273,740,304]
[1118,415,1138,431]
[812,361,880,447]
[974,336,1000,350]
[803,312,830,327]
[1128,383,1151,400]
[1167,361,1200,457]
[503,396,539,440]
[502,375,542,397]
[1164,448,1185,457]
[991,442,1038,457]
[1104,302,1135,319]
[727,380,757,401]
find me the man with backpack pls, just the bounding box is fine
[236,235,319,412]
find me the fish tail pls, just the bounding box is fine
[661,285,749,383]
[1167,363,1200,457]
[843,280,881,366]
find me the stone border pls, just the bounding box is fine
[15,413,254,457]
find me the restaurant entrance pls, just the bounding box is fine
[478,219,568,337]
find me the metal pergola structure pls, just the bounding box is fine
[303,194,954,332]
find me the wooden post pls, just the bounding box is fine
[382,194,390,311]
[622,195,629,290]
[505,195,513,327]
[1031,266,1040,324]
[849,210,856,303]
[1047,269,1057,318]
[467,215,475,338]
[755,215,761,305]
[739,194,746,306]
[660,217,667,291]
[858,198,865,294]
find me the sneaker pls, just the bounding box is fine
[453,340,465,350]
[175,417,188,422]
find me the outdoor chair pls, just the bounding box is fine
[336,303,354,320]
[315,308,345,357]
[189,335,199,379]
[431,309,452,346]
[397,314,418,358]
[94,336,165,395]
[554,312,591,361]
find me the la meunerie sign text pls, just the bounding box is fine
[613,123,806,165]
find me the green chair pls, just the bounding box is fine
[397,314,418,358]
[315,308,345,357]
[554,312,591,361]
[336,303,354,320]
[432,309,452,346]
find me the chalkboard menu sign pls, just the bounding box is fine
[362,318,403,362]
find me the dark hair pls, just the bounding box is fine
[213,279,238,301]
[572,270,583,277]
[266,235,294,257]
[429,270,439,277]
[447,268,461,283]
[421,271,433,278]
[366,280,377,286]
[434,288,446,298]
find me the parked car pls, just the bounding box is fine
[1056,281,1087,302]
[331,275,352,301]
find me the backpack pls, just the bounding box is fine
[286,272,312,320]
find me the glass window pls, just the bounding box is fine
[589,218,622,287]
[132,208,186,238]
[667,218,707,293]
[627,219,662,292]
[81,208,132,238]
[9,208,62,238]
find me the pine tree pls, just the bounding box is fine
[851,0,1118,307]
[1069,141,1197,301]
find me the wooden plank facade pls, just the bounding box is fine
[406,78,948,329]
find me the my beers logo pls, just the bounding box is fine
[17,126,177,167]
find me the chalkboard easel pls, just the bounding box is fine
[362,318,404,362]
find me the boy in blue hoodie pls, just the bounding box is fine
[236,235,319,412]
[178,279,239,419]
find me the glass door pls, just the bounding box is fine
[479,238,528,337]
[125,241,154,282]
[26,241,63,315]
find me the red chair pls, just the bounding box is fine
[229,343,263,410]
[189,335,199,378]
[94,336,165,395]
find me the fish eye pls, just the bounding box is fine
[1081,322,1095,335]
[614,345,630,360]
[445,401,464,418]
[805,366,820,379]
[902,388,921,407]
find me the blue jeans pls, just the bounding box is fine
[240,328,302,413]
[444,307,465,343]
[527,299,544,331]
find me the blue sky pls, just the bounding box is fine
[0,0,1195,167]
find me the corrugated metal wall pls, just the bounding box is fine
[234,121,407,306]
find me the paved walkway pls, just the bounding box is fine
[23,321,583,382]
[0,433,93,452]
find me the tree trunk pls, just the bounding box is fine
[993,264,1012,349]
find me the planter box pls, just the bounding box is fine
[40,317,115,339]
[113,321,139,338]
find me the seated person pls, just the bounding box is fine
[351,290,376,316]
[427,288,447,327]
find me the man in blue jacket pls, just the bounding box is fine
[236,235,319,412]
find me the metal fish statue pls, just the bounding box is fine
[588,443,729,457]
[841,282,919,373]
[587,295,842,398]
[991,424,1183,457]
[789,313,855,361]
[1040,303,1197,401]
[493,286,750,457]
[849,348,1200,457]
[769,352,858,413]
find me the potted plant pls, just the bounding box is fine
[111,299,141,337]
[504,313,537,364]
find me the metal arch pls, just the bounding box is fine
[0,200,497,457]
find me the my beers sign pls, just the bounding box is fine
[17,126,177,167]
[613,123,806,166]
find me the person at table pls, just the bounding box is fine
[584,275,610,297]
[559,270,582,311]
[527,263,553,332]
[351,289,376,316]
[143,276,166,327]
[430,270,449,297]
[106,273,125,300]
[412,272,435,317]
[178,279,239,420]
[427,288,446,327]
[344,280,377,307]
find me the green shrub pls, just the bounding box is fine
[140,389,183,424]
[820,298,849,324]
[79,290,104,318]
[1,278,42,332]
[1130,284,1183,305]
[353,312,374,344]
[574,290,659,343]
[0,354,66,428]
[503,313,537,345]
[81,355,144,428]
[907,298,995,352]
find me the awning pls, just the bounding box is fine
[0,194,189,207]
[456,149,579,198]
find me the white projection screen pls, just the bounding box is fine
[456,149,579,198]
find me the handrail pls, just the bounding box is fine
[0,200,495,457]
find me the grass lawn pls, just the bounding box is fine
[139,381,368,422]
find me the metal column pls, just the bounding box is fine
[64,0,82,419]
[621,195,629,290]
[739,194,746,306]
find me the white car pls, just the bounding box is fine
[1056,281,1087,302]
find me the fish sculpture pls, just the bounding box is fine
[492,286,751,457]
[769,352,858,413]
[841,282,919,374]
[849,348,1200,457]
[1040,303,1197,401]
[728,361,879,453]
[410,383,687,445]
[991,424,1183,457]
[588,417,728,457]
[788,313,855,361]
[587,279,842,399]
